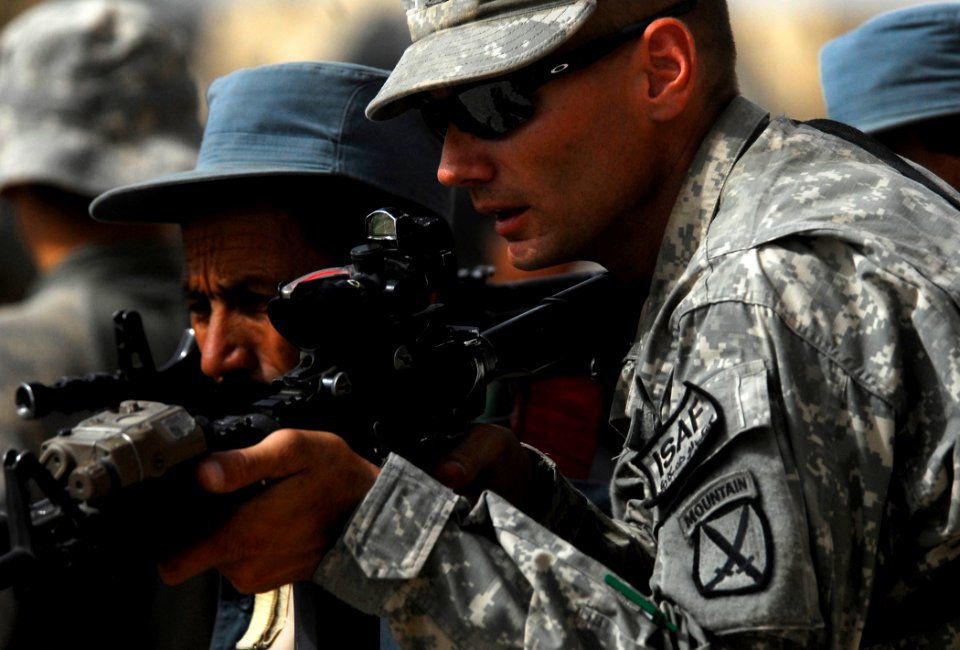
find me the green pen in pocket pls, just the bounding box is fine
[604,574,679,633]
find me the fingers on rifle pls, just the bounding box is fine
[433,458,469,489]
[159,508,258,585]
[197,428,304,492]
[158,534,227,585]
[195,455,227,491]
[434,423,512,489]
[158,546,211,585]
[219,553,319,594]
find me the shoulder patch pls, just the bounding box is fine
[679,471,757,538]
[638,381,721,502]
[691,478,773,598]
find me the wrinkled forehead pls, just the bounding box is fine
[182,209,307,273]
[181,212,340,306]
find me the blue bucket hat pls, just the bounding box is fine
[820,3,960,134]
[91,61,453,222]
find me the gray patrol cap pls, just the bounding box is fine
[90,61,454,223]
[366,0,597,120]
[0,0,201,198]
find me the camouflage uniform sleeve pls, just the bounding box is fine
[615,236,960,646]
[315,451,718,649]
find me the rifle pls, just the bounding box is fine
[0,207,641,592]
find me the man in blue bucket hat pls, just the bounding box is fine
[92,60,454,650]
[820,3,960,190]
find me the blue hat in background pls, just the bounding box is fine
[91,61,453,221]
[820,3,960,134]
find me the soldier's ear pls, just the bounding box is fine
[631,18,696,122]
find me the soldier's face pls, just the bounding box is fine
[182,208,334,385]
[434,39,664,277]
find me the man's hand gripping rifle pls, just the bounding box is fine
[0,208,638,592]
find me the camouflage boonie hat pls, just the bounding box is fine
[366,0,597,120]
[0,0,201,198]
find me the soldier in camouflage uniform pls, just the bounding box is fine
[0,1,216,649]
[155,0,960,647]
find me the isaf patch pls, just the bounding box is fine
[638,382,720,502]
[683,471,772,597]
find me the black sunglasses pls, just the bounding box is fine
[418,0,698,141]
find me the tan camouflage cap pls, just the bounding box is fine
[0,0,201,198]
[366,0,597,120]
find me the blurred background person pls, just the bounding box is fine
[0,0,199,466]
[0,1,217,648]
[820,2,960,190]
